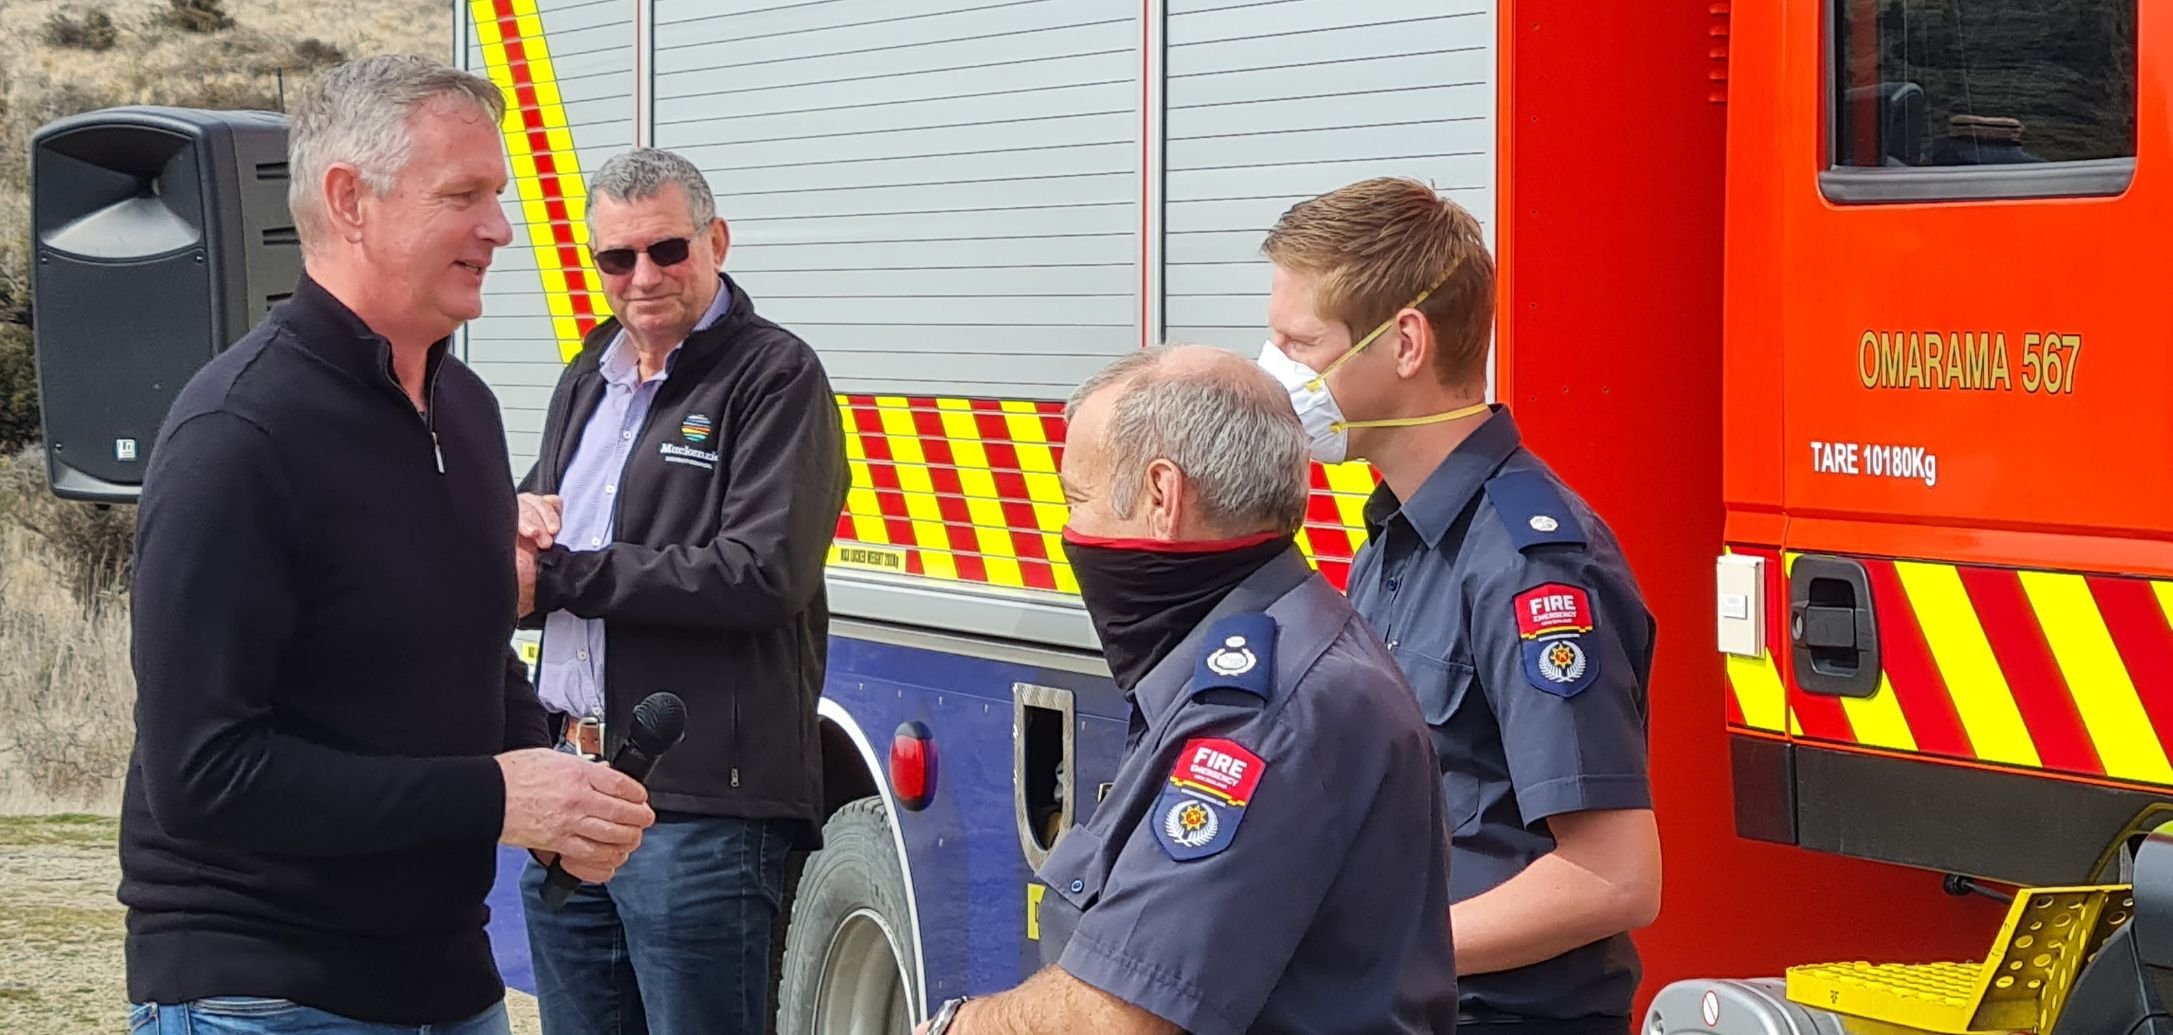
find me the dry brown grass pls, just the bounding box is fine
[0,0,454,134]
[0,0,456,818]
[0,452,135,815]
[0,0,454,200]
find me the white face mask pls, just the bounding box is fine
[1255,272,1487,464]
[1257,339,1357,463]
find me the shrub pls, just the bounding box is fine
[0,325,39,459]
[39,9,119,52]
[165,0,236,34]
[0,449,133,616]
[293,38,346,69]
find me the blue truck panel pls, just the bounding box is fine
[486,627,1123,1007]
[821,633,1123,1002]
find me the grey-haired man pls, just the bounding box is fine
[513,147,848,1035]
[124,55,652,1035]
[919,345,1459,1035]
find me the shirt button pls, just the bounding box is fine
[576,650,589,660]
[1386,578,1400,592]
[604,484,616,495]
[591,536,603,547]
[622,430,633,441]
[1069,880,1084,894]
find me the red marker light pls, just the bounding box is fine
[890,721,935,811]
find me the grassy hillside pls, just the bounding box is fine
[0,0,453,814]
[1,0,453,455]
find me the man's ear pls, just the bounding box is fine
[709,217,731,269]
[1143,458,1184,540]
[323,162,368,244]
[1392,308,1435,381]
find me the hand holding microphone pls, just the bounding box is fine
[538,692,688,909]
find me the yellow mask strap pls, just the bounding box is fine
[1305,260,1465,391]
[1333,400,1490,434]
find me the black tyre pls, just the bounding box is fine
[776,796,919,1035]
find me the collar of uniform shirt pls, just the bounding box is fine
[1360,404,1520,550]
[1124,546,1311,721]
[597,275,736,388]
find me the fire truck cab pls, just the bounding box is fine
[1652,1,2173,1032]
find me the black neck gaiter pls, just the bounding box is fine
[1060,530,1293,691]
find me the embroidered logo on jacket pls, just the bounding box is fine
[659,441,719,471]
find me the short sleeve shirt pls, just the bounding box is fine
[1347,406,1656,1021]
[1032,548,1459,1035]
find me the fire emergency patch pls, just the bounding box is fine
[1515,583,1600,698]
[1152,738,1265,861]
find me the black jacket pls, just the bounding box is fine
[121,273,551,1024]
[521,275,846,840]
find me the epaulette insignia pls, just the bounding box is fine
[1485,470,1587,552]
[1192,612,1276,701]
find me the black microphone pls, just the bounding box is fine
[539,691,687,910]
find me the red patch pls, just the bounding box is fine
[1515,583,1594,638]
[1168,738,1266,805]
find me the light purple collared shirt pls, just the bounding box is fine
[537,280,732,719]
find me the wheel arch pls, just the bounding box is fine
[814,697,928,1015]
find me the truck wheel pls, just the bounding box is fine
[777,796,918,1035]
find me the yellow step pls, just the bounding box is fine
[1785,885,2131,1035]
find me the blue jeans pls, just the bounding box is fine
[522,813,792,1035]
[129,998,510,1034]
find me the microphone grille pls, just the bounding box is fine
[629,692,687,754]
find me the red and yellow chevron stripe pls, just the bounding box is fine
[827,395,1381,593]
[470,0,602,362]
[1727,547,2173,788]
[473,8,1382,597]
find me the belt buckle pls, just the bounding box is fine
[569,716,605,761]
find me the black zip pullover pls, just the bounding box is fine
[120,272,550,1024]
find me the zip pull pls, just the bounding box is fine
[432,430,445,474]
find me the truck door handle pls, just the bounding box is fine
[1796,604,1860,650]
[1789,556,1882,699]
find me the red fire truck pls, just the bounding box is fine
[31,0,2165,1030]
[1650,1,2172,1032]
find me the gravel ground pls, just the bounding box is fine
[0,815,541,1034]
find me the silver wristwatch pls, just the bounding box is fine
[926,996,970,1035]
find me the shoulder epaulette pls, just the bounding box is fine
[1484,469,1588,552]
[1192,612,1277,701]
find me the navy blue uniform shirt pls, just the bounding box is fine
[1034,548,1459,1035]
[1348,406,1655,1023]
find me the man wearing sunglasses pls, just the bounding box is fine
[511,147,848,1035]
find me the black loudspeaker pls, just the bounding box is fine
[30,106,299,502]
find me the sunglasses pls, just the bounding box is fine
[592,237,691,276]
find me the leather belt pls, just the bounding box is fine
[556,713,604,760]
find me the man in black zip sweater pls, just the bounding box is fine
[511,148,848,1035]
[122,56,654,1035]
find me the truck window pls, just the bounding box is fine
[1823,0,2136,202]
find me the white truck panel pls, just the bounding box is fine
[1161,0,1497,351]
[652,0,1141,398]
